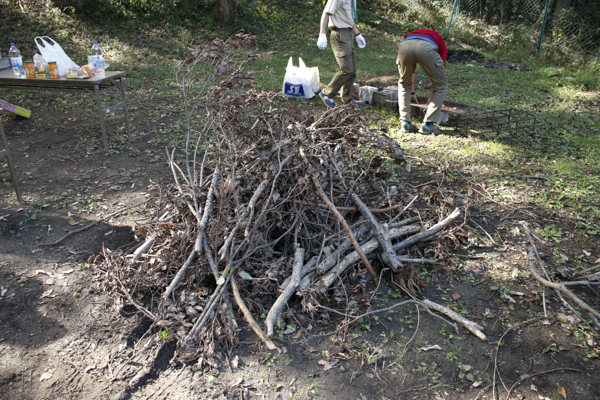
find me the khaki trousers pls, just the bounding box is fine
[324,28,356,101]
[397,39,448,123]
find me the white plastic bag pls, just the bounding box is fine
[307,65,320,94]
[34,36,79,77]
[282,57,316,99]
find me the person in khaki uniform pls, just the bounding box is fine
[316,0,366,108]
[397,29,448,134]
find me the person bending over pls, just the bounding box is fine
[397,29,448,134]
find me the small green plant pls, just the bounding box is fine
[264,352,277,367]
[159,330,168,339]
[458,364,474,381]
[535,224,563,243]
[446,346,461,361]
[550,343,564,353]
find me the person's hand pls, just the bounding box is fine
[355,33,366,49]
[317,34,328,50]
[411,93,419,104]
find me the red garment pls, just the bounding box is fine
[404,29,447,67]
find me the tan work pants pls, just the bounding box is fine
[324,28,356,101]
[397,39,447,123]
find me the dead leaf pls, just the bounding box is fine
[62,269,74,274]
[229,377,243,387]
[84,365,96,373]
[530,384,538,391]
[40,369,54,381]
[472,381,483,388]
[582,250,591,257]
[557,383,567,399]
[0,286,6,297]
[587,333,596,348]
[41,289,53,298]
[67,220,78,226]
[366,373,374,379]
[318,359,338,371]
[504,294,516,303]
[558,313,581,328]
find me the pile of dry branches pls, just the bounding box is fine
[90,32,468,366]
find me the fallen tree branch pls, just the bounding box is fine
[528,248,600,327]
[266,247,304,337]
[422,299,486,340]
[231,275,280,352]
[164,168,220,299]
[131,234,157,261]
[392,208,462,252]
[38,199,150,247]
[312,175,378,287]
[294,200,407,214]
[316,224,422,290]
[352,193,402,273]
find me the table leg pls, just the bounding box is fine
[94,84,109,152]
[0,113,22,202]
[119,77,132,145]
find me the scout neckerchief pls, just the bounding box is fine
[353,0,358,22]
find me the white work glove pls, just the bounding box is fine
[317,34,328,50]
[355,33,366,49]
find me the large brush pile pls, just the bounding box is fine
[90,32,466,367]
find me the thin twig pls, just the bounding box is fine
[505,368,582,399]
[493,317,544,400]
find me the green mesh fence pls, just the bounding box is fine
[401,0,600,59]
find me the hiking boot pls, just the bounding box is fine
[419,122,440,134]
[319,91,336,109]
[400,121,418,133]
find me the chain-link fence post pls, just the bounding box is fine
[445,0,460,38]
[536,0,551,57]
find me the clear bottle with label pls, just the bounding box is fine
[9,43,26,79]
[90,41,105,78]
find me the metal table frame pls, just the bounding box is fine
[0,108,22,202]
[0,70,131,152]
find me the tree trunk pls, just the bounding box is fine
[214,0,239,24]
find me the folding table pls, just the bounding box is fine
[0,69,131,152]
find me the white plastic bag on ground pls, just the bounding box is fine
[307,64,320,94]
[282,57,316,99]
[34,36,79,77]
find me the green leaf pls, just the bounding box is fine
[238,271,253,280]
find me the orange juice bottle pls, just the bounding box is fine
[48,61,60,79]
[24,61,36,78]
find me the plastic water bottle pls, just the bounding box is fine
[9,43,26,79]
[90,41,105,77]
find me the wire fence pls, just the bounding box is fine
[402,0,600,60]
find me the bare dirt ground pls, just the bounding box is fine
[1,78,599,400]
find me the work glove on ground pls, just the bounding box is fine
[317,34,328,50]
[355,33,366,49]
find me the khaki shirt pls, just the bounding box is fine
[323,0,356,30]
